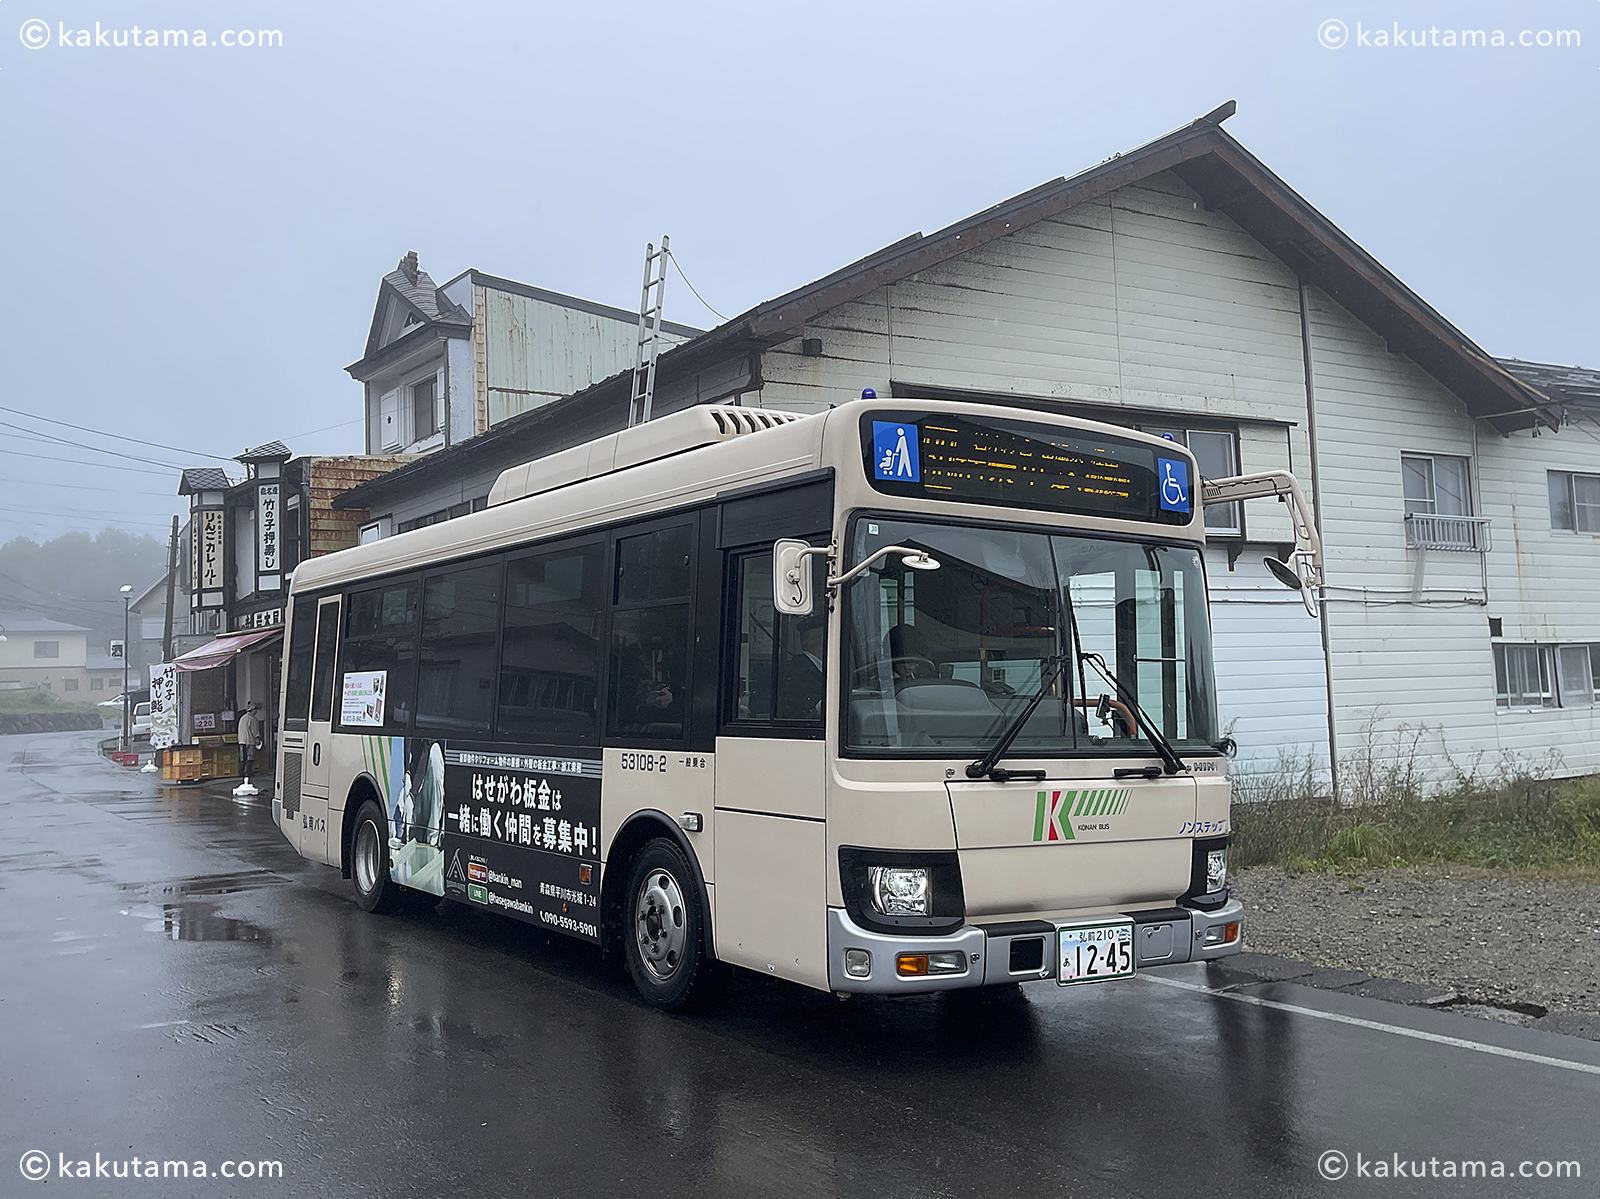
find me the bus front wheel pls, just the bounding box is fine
[350,799,402,914]
[623,838,718,1011]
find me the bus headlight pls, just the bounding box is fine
[867,865,930,916]
[1206,848,1229,893]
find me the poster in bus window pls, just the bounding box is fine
[340,671,386,726]
[434,745,604,943]
[389,738,445,896]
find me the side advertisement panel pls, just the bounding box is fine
[384,740,603,943]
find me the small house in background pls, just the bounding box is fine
[0,612,124,696]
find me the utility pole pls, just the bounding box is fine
[119,584,133,750]
[161,515,178,663]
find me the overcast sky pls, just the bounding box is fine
[1,0,1594,545]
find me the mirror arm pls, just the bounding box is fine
[825,544,927,589]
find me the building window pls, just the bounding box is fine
[1548,471,1600,533]
[1494,643,1554,709]
[64,678,79,692]
[1142,427,1240,535]
[412,376,438,439]
[91,677,104,691]
[33,640,59,659]
[1556,644,1596,708]
[1401,453,1471,517]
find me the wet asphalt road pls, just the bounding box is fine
[3,730,1598,1199]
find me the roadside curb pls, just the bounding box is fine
[1209,951,1600,1043]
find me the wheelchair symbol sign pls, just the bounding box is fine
[1157,457,1190,513]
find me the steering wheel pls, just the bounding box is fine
[852,656,939,685]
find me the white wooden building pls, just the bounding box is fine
[339,107,1595,787]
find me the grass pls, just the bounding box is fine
[1230,717,1600,875]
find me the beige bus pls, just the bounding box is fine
[274,397,1322,1010]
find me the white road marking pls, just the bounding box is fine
[1143,974,1600,1078]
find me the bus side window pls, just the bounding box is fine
[340,581,419,730]
[498,543,605,745]
[727,549,827,728]
[309,603,341,725]
[283,601,318,731]
[608,526,693,742]
[416,561,502,736]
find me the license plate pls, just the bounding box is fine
[1057,919,1135,986]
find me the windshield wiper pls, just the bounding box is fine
[1079,651,1188,776]
[965,656,1065,782]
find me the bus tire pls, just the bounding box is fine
[350,799,402,914]
[623,837,718,1012]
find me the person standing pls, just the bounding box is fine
[234,702,263,797]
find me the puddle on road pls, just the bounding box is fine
[121,901,272,943]
[119,869,285,899]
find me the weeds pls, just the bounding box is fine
[1231,711,1600,874]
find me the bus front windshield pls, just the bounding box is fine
[844,518,1218,756]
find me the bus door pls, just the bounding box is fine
[296,597,341,863]
[712,529,831,990]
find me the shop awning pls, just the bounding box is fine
[172,627,283,673]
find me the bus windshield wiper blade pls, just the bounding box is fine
[1079,652,1188,776]
[965,656,1065,781]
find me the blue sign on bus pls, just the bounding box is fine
[1157,457,1190,513]
[873,421,920,482]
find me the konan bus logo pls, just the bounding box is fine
[1032,789,1131,841]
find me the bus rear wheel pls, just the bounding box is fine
[350,799,403,914]
[623,838,719,1011]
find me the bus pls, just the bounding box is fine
[274,397,1323,1010]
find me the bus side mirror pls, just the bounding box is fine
[773,539,816,616]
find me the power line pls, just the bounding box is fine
[667,249,730,323]
[0,402,236,463]
[0,447,175,477]
[0,505,180,528]
[0,477,178,498]
[0,419,189,471]
[278,417,362,441]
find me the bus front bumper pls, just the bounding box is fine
[825,899,1245,994]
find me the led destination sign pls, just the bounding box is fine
[860,411,1193,525]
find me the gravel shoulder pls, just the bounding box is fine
[1231,864,1600,1018]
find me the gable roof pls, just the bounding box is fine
[658,102,1555,433]
[0,610,89,634]
[335,104,1565,510]
[237,440,291,464]
[178,467,234,494]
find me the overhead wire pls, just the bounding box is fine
[0,401,237,463]
[0,447,175,477]
[667,249,730,323]
[0,418,190,470]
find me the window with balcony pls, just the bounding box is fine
[1401,453,1488,550]
[1548,471,1600,533]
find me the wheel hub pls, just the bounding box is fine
[634,870,687,981]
